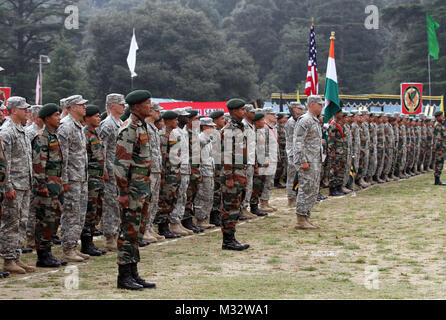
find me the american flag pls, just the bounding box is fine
[305,24,318,96]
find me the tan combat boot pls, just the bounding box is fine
[359,178,369,187]
[177,223,194,235]
[150,226,166,240]
[196,219,215,230]
[143,229,158,243]
[259,200,274,213]
[15,258,36,272]
[287,198,295,208]
[241,207,257,219]
[169,222,189,236]
[267,201,278,212]
[294,216,317,230]
[76,249,90,260]
[305,217,320,229]
[3,259,26,274]
[62,248,84,262]
[341,186,352,194]
[105,235,118,252]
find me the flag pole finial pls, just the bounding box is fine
[312,17,314,25]
[330,31,336,40]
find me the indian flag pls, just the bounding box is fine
[324,32,340,123]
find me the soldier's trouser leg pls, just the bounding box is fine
[286,161,297,200]
[61,181,88,250]
[424,147,432,170]
[434,154,444,178]
[26,193,36,239]
[34,195,61,251]
[117,195,150,265]
[221,170,247,236]
[343,155,352,186]
[171,174,189,223]
[156,169,181,225]
[184,167,201,219]
[0,190,30,260]
[275,159,284,183]
[250,174,266,206]
[146,173,161,228]
[81,188,103,237]
[102,179,120,238]
[242,165,254,208]
[260,175,274,201]
[296,164,321,218]
[194,176,214,221]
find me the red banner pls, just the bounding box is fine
[0,87,11,105]
[159,101,228,116]
[401,83,423,115]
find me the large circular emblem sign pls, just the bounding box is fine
[402,85,421,113]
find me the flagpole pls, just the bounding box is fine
[131,76,134,91]
[428,54,432,107]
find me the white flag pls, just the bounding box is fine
[127,28,139,78]
[0,66,4,72]
[36,74,40,105]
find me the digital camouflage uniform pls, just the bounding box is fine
[32,127,63,251]
[392,122,400,176]
[418,124,426,171]
[184,126,201,219]
[398,123,407,173]
[433,120,446,178]
[358,121,370,179]
[171,127,189,223]
[260,122,278,201]
[99,115,122,238]
[242,118,255,209]
[414,125,421,171]
[275,122,287,183]
[250,125,268,207]
[0,140,7,238]
[194,132,214,221]
[407,125,415,172]
[384,122,394,176]
[327,120,346,188]
[369,122,378,178]
[343,123,353,186]
[0,120,33,260]
[285,116,297,200]
[82,125,105,238]
[425,124,434,170]
[114,114,152,265]
[351,122,361,178]
[56,114,88,250]
[293,112,322,217]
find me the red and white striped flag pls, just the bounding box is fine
[305,23,318,96]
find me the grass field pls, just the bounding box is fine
[1,171,446,300]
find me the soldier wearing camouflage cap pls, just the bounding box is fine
[99,93,126,252]
[59,98,69,120]
[275,112,288,190]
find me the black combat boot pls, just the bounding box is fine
[222,233,249,251]
[130,263,156,289]
[21,247,33,254]
[209,210,221,226]
[337,186,347,195]
[250,203,267,216]
[317,193,328,201]
[274,179,286,189]
[139,240,150,247]
[158,222,180,239]
[181,217,203,234]
[52,235,61,245]
[329,187,343,197]
[36,248,61,268]
[435,177,446,186]
[0,271,10,278]
[90,235,107,255]
[81,235,102,256]
[92,229,103,237]
[117,264,143,290]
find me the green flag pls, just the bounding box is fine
[427,13,440,60]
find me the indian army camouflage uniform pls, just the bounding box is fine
[293,112,323,217]
[433,119,446,178]
[275,122,287,183]
[408,123,416,173]
[384,121,394,178]
[57,113,88,250]
[343,122,353,186]
[0,118,33,260]
[350,120,361,180]
[114,114,152,265]
[194,132,215,222]
[260,121,278,202]
[242,117,255,209]
[418,122,427,171]
[358,120,370,180]
[285,115,297,201]
[397,120,407,175]
[391,119,400,177]
[155,126,182,224]
[369,120,378,179]
[221,116,248,237]
[405,123,413,173]
[99,114,123,239]
[414,123,421,172]
[32,127,63,251]
[327,119,346,189]
[82,125,105,238]
[424,122,434,170]
[171,126,189,224]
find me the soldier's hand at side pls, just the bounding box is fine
[225,179,235,188]
[5,190,16,200]
[104,174,110,181]
[118,195,129,209]
[301,162,310,171]
[38,188,49,197]
[63,184,70,193]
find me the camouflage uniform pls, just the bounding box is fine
[433,120,446,178]
[260,122,278,201]
[32,127,63,251]
[384,122,394,176]
[392,121,400,176]
[414,125,421,171]
[250,125,268,206]
[171,127,189,223]
[405,124,413,172]
[293,112,322,217]
[369,122,378,178]
[0,140,7,242]
[242,119,255,208]
[56,114,88,250]
[285,116,297,200]
[418,123,426,171]
[184,126,202,220]
[194,133,214,221]
[358,121,370,179]
[275,122,287,183]
[351,122,361,177]
[212,128,223,214]
[0,119,33,260]
[327,120,346,189]
[425,123,434,170]
[114,114,152,265]
[99,115,123,238]
[398,123,407,173]
[82,126,105,238]
[343,123,353,186]
[155,127,182,225]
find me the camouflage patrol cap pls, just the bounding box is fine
[263,107,276,114]
[224,113,230,120]
[39,103,59,119]
[174,108,189,116]
[289,102,304,109]
[226,98,246,110]
[106,93,126,106]
[152,102,163,112]
[65,95,88,108]
[253,112,265,122]
[30,105,43,114]
[60,98,67,107]
[200,117,216,127]
[6,96,30,110]
[187,110,199,118]
[244,104,255,112]
[307,95,324,105]
[209,110,224,119]
[85,105,100,117]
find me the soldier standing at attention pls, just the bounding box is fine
[327,108,346,197]
[292,95,323,230]
[433,111,446,186]
[356,111,370,188]
[274,112,288,188]
[0,123,9,278]
[341,111,353,193]
[80,105,108,256]
[114,90,155,290]
[99,94,125,252]
[350,111,361,190]
[220,98,250,251]
[32,104,67,268]
[0,97,35,274]
[56,95,89,263]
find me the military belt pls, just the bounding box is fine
[191,164,200,168]
[46,169,62,177]
[88,168,104,176]
[232,164,248,170]
[131,167,150,176]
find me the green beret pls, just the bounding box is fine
[120,106,130,121]
[162,111,179,120]
[226,98,246,110]
[85,105,100,117]
[253,112,265,122]
[434,111,444,117]
[39,103,59,119]
[187,110,199,118]
[101,111,108,121]
[209,110,224,119]
[125,90,152,106]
